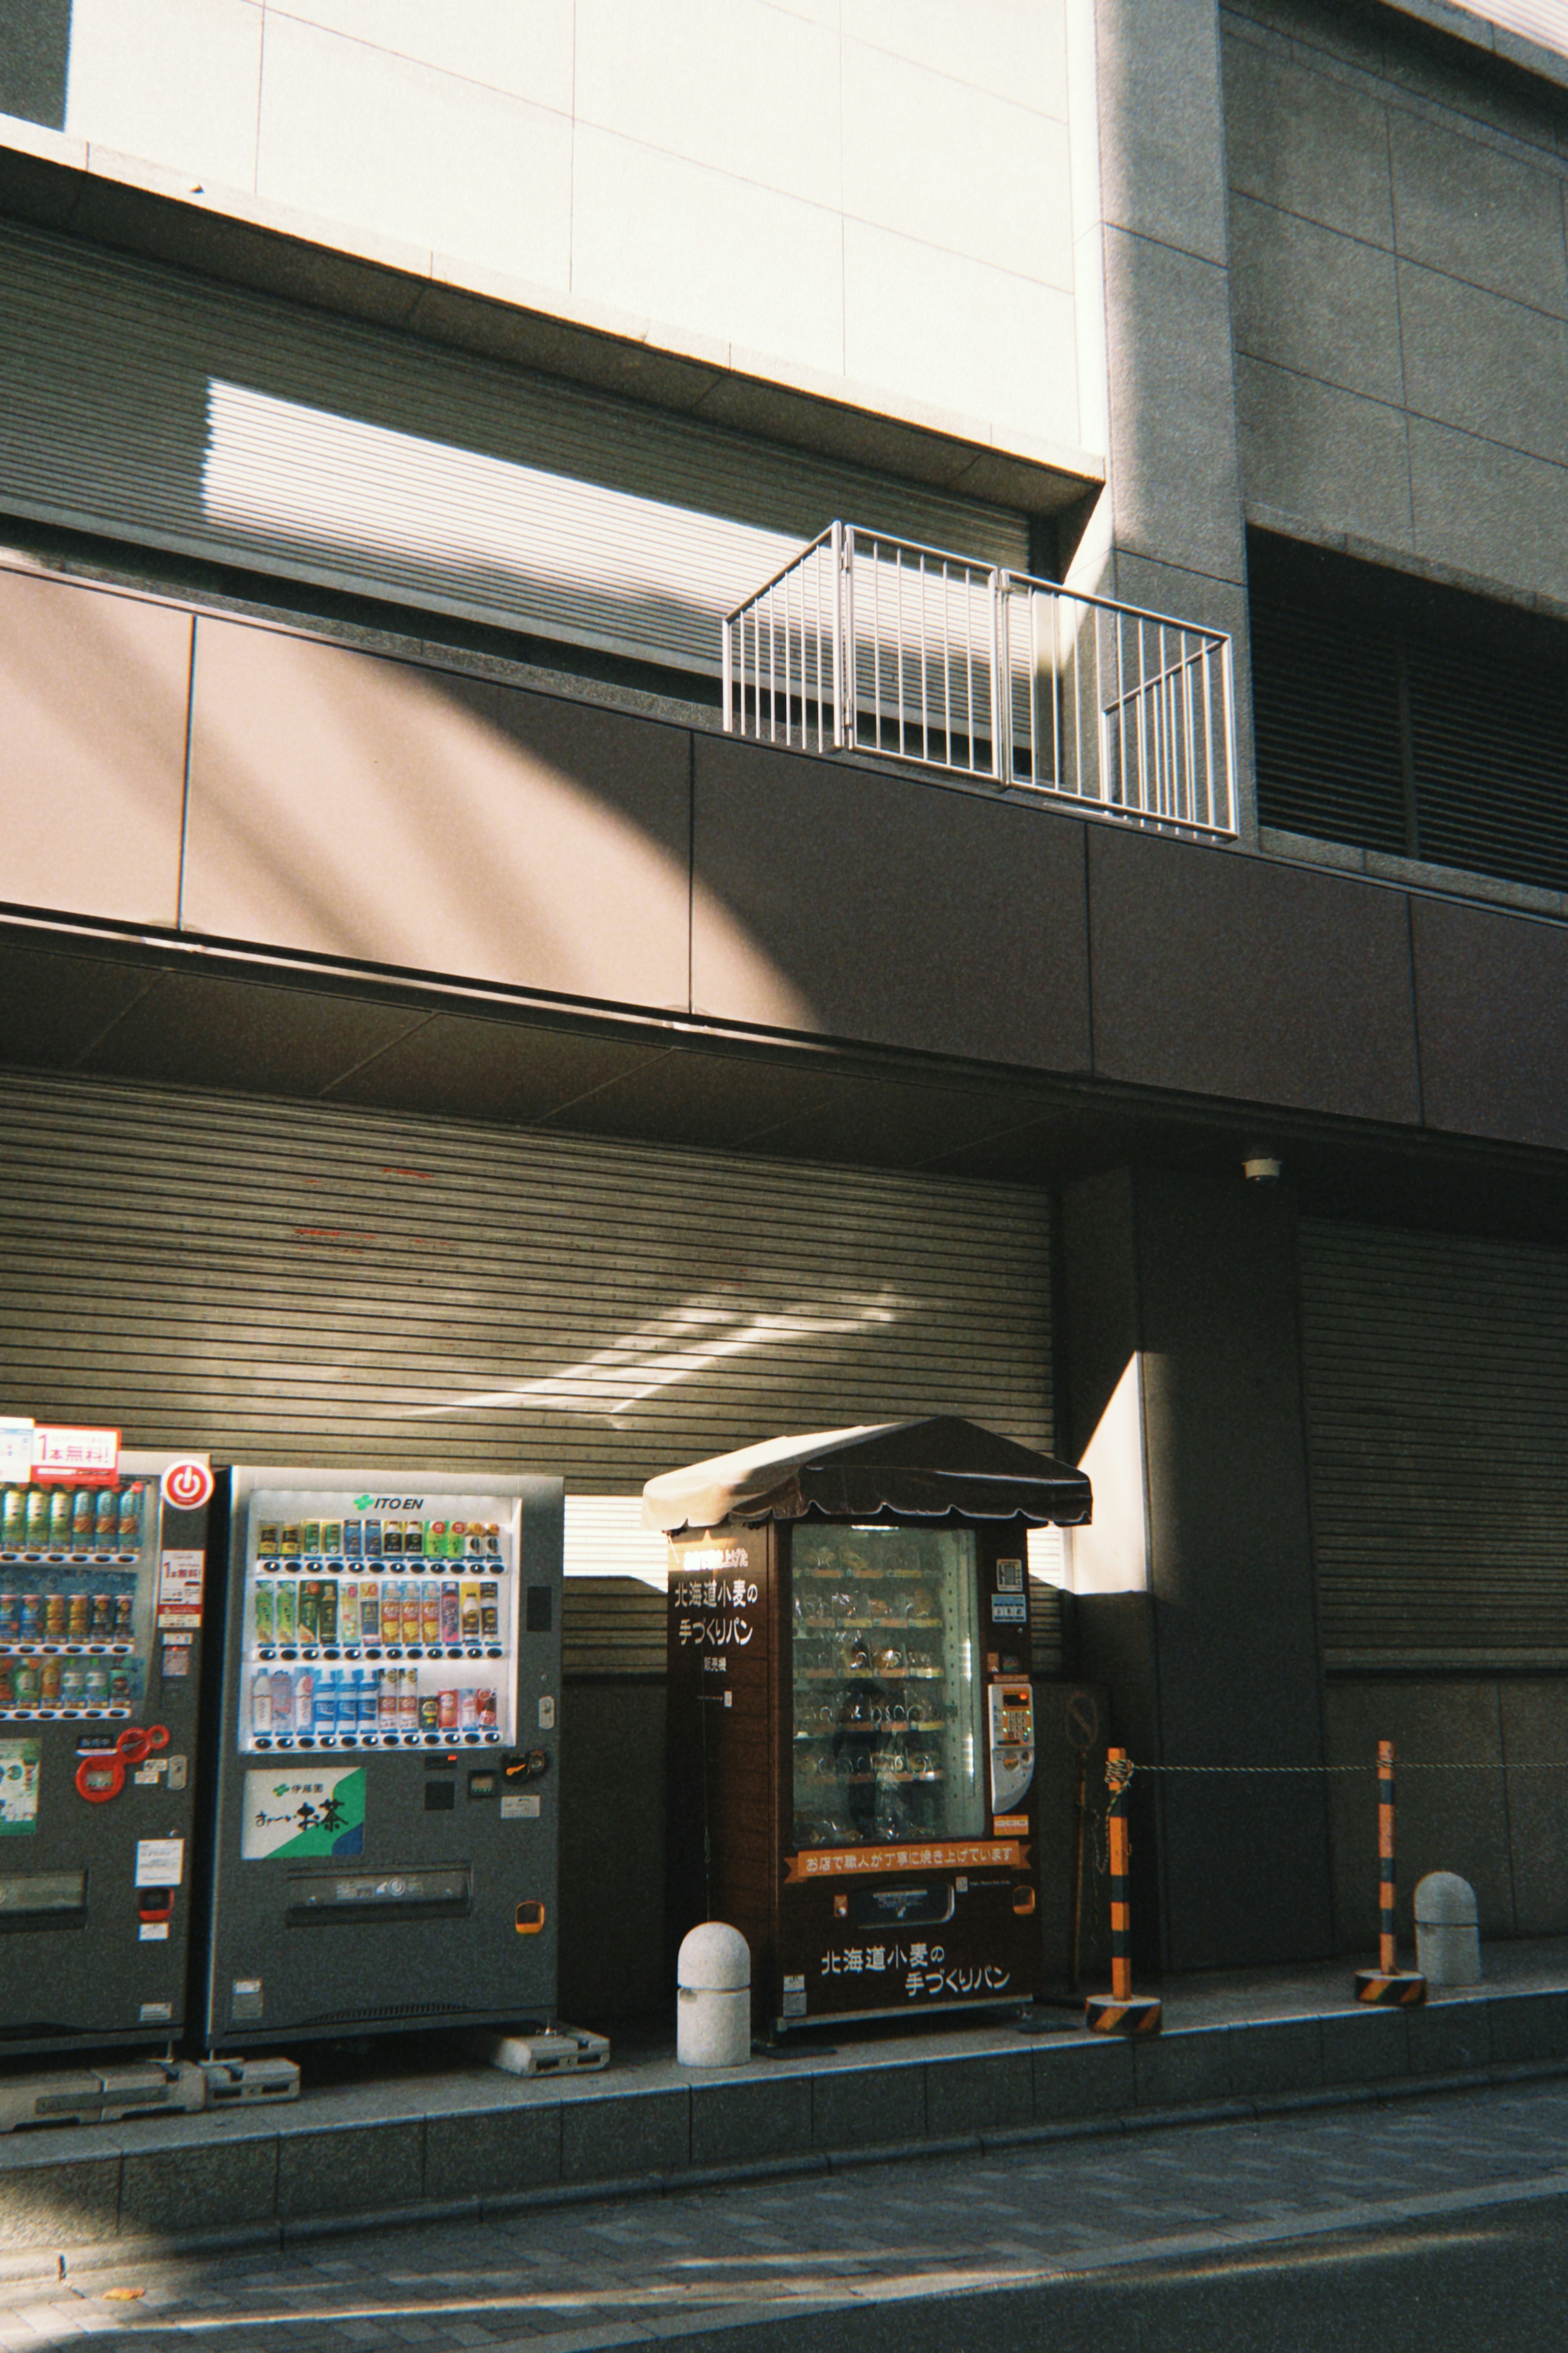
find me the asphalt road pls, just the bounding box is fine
[7,2073,1568,2350]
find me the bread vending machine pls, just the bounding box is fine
[650,1418,1091,2039]
[200,1468,562,2049]
[0,1424,216,2054]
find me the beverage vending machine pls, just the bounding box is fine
[200,1468,563,2049]
[0,1436,217,2054]
[648,1419,1090,2038]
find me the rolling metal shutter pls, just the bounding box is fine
[0,1064,1050,1483]
[0,225,1029,678]
[1298,1219,1568,1670]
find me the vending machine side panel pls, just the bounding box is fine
[200,1468,562,2050]
[0,1449,214,2055]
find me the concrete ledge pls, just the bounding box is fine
[0,116,1101,518]
[9,2047,1568,2285]
[6,1974,1568,2271]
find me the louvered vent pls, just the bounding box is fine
[1299,1219,1568,1669]
[1249,531,1568,893]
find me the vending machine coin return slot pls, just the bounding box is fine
[844,1882,955,1928]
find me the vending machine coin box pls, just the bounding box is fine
[0,1445,216,2056]
[648,1418,1091,2038]
[200,1468,563,2050]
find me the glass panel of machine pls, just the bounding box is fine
[241,1494,516,1753]
[0,1478,157,1722]
[791,1526,982,1849]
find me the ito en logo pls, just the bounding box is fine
[163,1459,214,1510]
[354,1495,374,1510]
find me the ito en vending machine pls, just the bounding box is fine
[649,1419,1091,2038]
[199,1468,562,2049]
[0,1422,217,2054]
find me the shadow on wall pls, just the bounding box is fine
[0,0,71,129]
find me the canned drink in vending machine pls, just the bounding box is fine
[14,1662,40,1705]
[480,1582,499,1639]
[0,1593,17,1639]
[90,1593,113,1637]
[461,1585,481,1639]
[343,1517,363,1557]
[39,1659,60,1702]
[418,1693,440,1732]
[437,1687,458,1730]
[363,1519,382,1557]
[67,1593,89,1638]
[114,1593,134,1638]
[20,1595,41,1640]
[44,1595,65,1639]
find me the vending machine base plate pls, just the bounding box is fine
[201,2057,302,2105]
[473,2025,610,2077]
[0,2061,206,2134]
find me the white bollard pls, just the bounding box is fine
[1414,1871,1482,1987]
[676,1922,751,2067]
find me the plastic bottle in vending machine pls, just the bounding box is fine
[254,1581,275,1645]
[339,1583,359,1646]
[459,1686,478,1731]
[358,1670,379,1729]
[398,1666,418,1730]
[480,1582,499,1639]
[298,1582,320,1644]
[93,1489,117,1546]
[359,1581,380,1643]
[315,1670,337,1733]
[276,1582,297,1644]
[25,1490,49,1546]
[295,1665,315,1731]
[118,1485,144,1545]
[47,1489,72,1548]
[317,1579,339,1644]
[71,1489,94,1548]
[440,1583,460,1643]
[377,1667,398,1729]
[271,1667,294,1732]
[252,1669,273,1735]
[461,1584,481,1639]
[421,1582,441,1647]
[1,1489,24,1548]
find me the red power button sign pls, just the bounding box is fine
[163,1459,214,1511]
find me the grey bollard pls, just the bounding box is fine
[1414,1872,1481,1987]
[677,1922,751,2067]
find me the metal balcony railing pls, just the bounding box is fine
[722,523,1238,838]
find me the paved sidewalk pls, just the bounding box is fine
[6,2072,1568,2350]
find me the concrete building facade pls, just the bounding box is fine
[3,0,1568,2005]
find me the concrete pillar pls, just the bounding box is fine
[1064,0,1256,832]
[1062,1167,1334,1970]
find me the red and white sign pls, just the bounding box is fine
[31,1425,120,1484]
[157,1550,206,1629]
[162,1458,214,1511]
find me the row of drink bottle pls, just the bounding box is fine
[254,1580,501,1646]
[1,1485,146,1552]
[0,1590,134,1642]
[0,1657,133,1706]
[257,1518,501,1559]
[251,1666,498,1734]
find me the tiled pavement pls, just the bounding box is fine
[4,2074,1568,2350]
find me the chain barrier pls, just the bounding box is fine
[1113,1758,1568,1781]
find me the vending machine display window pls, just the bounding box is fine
[238,1497,516,1753]
[0,1479,159,1724]
[791,1525,983,1851]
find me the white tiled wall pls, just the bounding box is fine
[60,0,1081,448]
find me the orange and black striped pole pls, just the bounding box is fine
[1354,1737,1426,2005]
[1085,1748,1161,2035]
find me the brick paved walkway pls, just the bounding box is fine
[4,2074,1568,2350]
